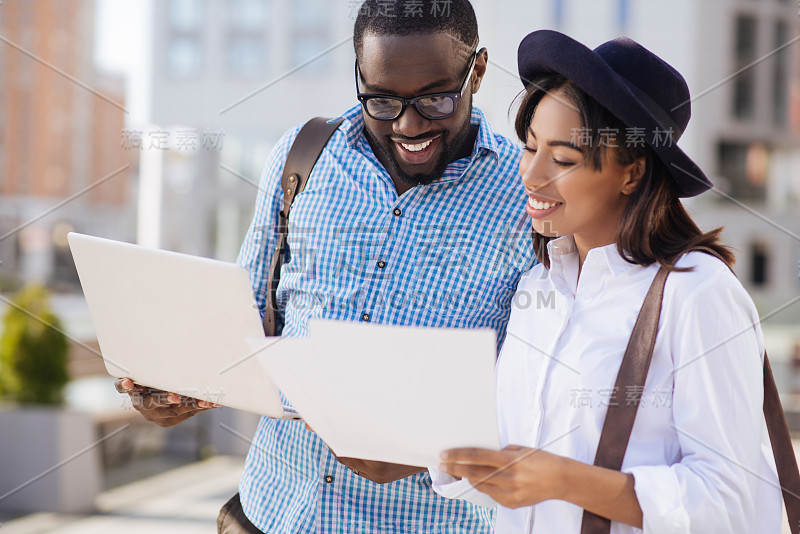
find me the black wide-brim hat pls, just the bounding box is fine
[518,30,712,197]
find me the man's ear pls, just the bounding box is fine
[472,47,488,94]
[621,157,646,196]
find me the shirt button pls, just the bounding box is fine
[361,313,371,322]
[377,260,386,269]
[393,208,402,217]
[324,475,334,484]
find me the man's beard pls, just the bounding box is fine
[364,110,473,188]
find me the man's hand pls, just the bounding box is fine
[115,377,220,428]
[303,423,423,483]
[335,457,425,484]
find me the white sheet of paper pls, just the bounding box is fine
[249,319,500,468]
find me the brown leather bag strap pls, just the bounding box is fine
[580,265,669,534]
[764,353,800,532]
[262,117,343,336]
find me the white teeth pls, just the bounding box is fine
[401,139,433,152]
[528,198,560,210]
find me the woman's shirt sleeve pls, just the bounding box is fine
[428,468,500,509]
[623,259,780,533]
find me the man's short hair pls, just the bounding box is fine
[353,0,479,61]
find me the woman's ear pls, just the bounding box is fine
[621,158,646,196]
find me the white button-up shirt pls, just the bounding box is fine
[432,236,782,533]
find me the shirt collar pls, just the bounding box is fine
[335,105,365,149]
[471,106,500,160]
[546,236,639,278]
[335,104,501,161]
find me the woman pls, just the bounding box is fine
[432,31,783,533]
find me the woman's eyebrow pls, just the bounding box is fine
[548,140,583,152]
[528,127,583,153]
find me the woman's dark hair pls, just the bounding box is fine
[513,74,734,270]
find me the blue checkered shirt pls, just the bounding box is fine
[237,104,533,533]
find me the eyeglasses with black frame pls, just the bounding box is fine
[355,51,478,121]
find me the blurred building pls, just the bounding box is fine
[511,0,800,324]
[0,0,137,290]
[147,0,354,260]
[147,0,799,320]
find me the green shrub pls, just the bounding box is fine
[0,285,69,405]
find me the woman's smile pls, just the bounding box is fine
[526,195,564,218]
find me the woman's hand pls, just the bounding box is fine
[439,445,643,527]
[438,445,567,508]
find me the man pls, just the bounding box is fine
[116,1,532,532]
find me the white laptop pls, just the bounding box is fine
[68,232,293,419]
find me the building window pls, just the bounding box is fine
[291,0,332,72]
[226,36,265,76]
[717,141,768,200]
[750,242,770,287]
[733,15,758,120]
[51,222,79,287]
[224,0,268,76]
[225,0,268,31]
[168,37,203,77]
[167,0,205,77]
[169,0,204,32]
[772,20,790,127]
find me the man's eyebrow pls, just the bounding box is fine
[527,127,583,152]
[364,77,454,96]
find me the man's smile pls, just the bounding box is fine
[392,135,442,165]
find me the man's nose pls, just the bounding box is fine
[392,105,431,139]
